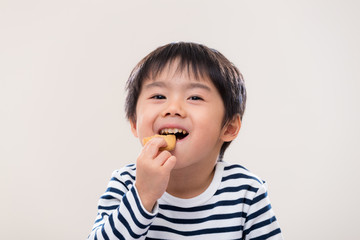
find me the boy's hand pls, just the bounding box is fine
[135,137,177,212]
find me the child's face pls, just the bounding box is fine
[130,62,236,170]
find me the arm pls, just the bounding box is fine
[88,137,176,240]
[243,183,283,240]
[87,170,158,240]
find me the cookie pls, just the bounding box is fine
[142,134,176,151]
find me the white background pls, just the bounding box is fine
[1,0,359,239]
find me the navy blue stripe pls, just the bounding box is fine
[98,205,118,211]
[120,171,136,180]
[122,193,150,229]
[246,204,272,222]
[105,187,125,196]
[124,180,134,187]
[94,212,109,224]
[109,214,125,240]
[224,164,248,171]
[243,216,277,236]
[100,195,117,200]
[94,215,105,224]
[160,197,252,212]
[101,225,110,240]
[251,228,282,240]
[125,163,136,168]
[117,211,144,239]
[251,191,268,206]
[131,186,155,220]
[222,173,262,184]
[150,224,243,236]
[215,184,258,196]
[157,211,246,224]
[110,177,129,190]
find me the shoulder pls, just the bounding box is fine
[217,161,271,208]
[109,164,137,189]
[219,161,265,188]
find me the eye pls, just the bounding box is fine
[188,96,203,101]
[151,94,166,100]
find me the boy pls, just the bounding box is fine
[88,42,283,239]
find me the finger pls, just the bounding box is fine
[162,156,177,171]
[142,137,167,158]
[154,150,172,166]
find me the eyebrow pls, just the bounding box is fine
[144,81,212,92]
[144,81,166,89]
[187,82,211,92]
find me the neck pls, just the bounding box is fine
[166,161,217,199]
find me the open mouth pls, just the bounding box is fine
[159,128,189,140]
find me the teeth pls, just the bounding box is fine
[160,128,187,135]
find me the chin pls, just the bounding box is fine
[170,158,187,170]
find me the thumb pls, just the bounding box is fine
[162,156,177,172]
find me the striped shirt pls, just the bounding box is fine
[88,161,283,240]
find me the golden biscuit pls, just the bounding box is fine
[142,134,176,151]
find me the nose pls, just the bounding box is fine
[162,98,186,118]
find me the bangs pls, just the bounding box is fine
[139,42,217,81]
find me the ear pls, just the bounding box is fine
[221,114,241,142]
[130,119,138,138]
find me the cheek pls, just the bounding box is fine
[135,107,158,136]
[193,108,224,133]
[201,104,224,125]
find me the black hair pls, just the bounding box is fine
[125,42,246,160]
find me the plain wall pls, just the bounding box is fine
[1,0,359,239]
